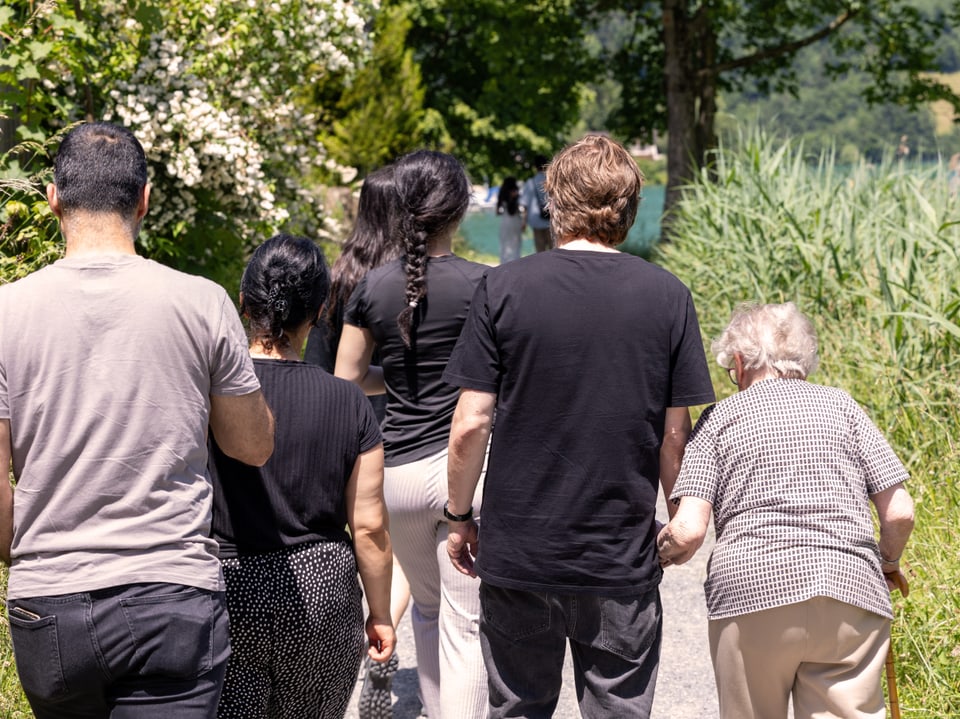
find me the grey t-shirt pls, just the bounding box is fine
[0,255,259,599]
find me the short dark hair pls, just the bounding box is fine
[241,234,330,352]
[53,122,148,216]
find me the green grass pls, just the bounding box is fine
[658,128,960,716]
[0,561,30,717]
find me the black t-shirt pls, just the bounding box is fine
[344,255,488,466]
[304,303,388,423]
[210,359,382,558]
[443,249,716,595]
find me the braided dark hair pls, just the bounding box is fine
[240,233,330,353]
[393,150,471,348]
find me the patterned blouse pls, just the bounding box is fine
[671,378,909,620]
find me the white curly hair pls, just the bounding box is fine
[712,302,819,379]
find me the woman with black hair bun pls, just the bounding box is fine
[209,233,395,719]
[336,151,489,719]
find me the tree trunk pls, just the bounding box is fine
[696,13,718,181]
[661,0,694,238]
[660,1,718,240]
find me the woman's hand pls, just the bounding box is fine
[884,567,910,598]
[657,497,712,568]
[365,615,396,663]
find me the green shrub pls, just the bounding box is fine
[0,135,63,285]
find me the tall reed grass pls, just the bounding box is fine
[657,128,960,717]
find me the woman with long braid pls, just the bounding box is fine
[336,150,488,719]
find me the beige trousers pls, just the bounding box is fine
[709,596,889,719]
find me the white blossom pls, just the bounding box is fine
[80,0,378,249]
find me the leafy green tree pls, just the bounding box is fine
[0,3,96,284]
[323,4,442,177]
[594,1,960,225]
[721,45,943,165]
[1,0,377,290]
[393,0,599,179]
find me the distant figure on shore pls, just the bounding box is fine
[496,176,524,264]
[521,154,552,252]
[896,134,910,160]
[948,153,960,198]
[658,301,914,719]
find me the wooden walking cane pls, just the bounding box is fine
[884,565,908,719]
[885,644,901,719]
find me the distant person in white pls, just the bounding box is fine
[520,154,552,252]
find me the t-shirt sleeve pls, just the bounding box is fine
[343,276,370,329]
[848,395,910,494]
[667,291,716,407]
[210,291,260,396]
[442,276,500,393]
[356,388,383,454]
[670,406,720,504]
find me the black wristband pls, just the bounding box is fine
[443,501,473,522]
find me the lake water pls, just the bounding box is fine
[460,185,665,259]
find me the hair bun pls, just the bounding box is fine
[267,283,291,320]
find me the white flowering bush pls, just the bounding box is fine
[2,0,377,289]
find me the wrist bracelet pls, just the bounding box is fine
[880,553,902,565]
[443,501,473,522]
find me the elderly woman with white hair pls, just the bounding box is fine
[657,302,914,719]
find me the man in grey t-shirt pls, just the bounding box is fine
[0,122,275,719]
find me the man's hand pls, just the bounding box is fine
[447,519,480,577]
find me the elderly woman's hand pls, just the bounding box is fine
[657,497,712,567]
[884,567,910,598]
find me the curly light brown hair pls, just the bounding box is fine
[544,135,643,247]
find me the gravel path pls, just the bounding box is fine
[345,492,720,718]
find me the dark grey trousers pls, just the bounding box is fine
[479,582,662,718]
[8,583,230,719]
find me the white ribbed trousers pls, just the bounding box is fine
[383,449,487,719]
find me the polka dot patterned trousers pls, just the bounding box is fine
[218,541,365,719]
